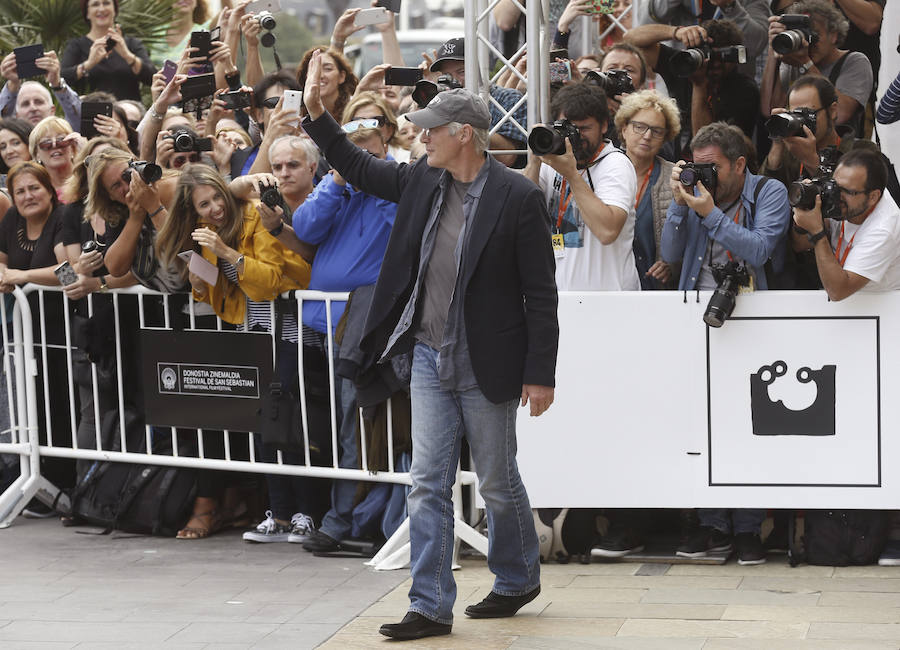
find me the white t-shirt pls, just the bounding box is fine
[829,191,900,291]
[539,145,639,291]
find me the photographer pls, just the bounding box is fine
[661,123,789,563]
[0,52,81,130]
[525,82,639,290]
[593,43,649,145]
[625,19,758,158]
[790,148,900,300]
[761,0,872,135]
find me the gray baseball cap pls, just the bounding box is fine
[405,88,491,130]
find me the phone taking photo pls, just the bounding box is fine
[384,67,423,87]
[54,261,78,287]
[14,44,44,79]
[190,31,212,60]
[354,7,392,26]
[80,101,113,139]
[161,59,177,84]
[282,90,302,125]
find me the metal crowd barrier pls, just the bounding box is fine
[0,285,487,570]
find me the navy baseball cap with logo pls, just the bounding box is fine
[405,88,491,130]
[430,37,465,72]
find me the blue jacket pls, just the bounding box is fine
[660,172,790,290]
[292,173,396,335]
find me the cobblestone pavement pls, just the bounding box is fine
[4,518,900,648]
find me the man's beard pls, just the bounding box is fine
[574,137,602,168]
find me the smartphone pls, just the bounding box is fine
[376,0,401,12]
[384,67,423,87]
[14,44,44,79]
[161,59,177,84]
[80,101,113,139]
[246,0,281,13]
[282,90,302,125]
[354,7,392,26]
[54,261,78,287]
[549,48,569,61]
[587,0,616,14]
[180,73,216,100]
[190,31,212,60]
[105,37,116,52]
[548,60,572,84]
[220,90,253,110]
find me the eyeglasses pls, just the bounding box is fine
[342,118,381,133]
[171,153,200,168]
[834,182,869,197]
[261,96,280,109]
[37,136,74,151]
[351,114,386,127]
[628,121,666,140]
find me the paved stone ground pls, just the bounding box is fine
[5,518,900,648]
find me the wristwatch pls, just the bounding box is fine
[98,275,109,293]
[807,229,828,245]
[797,60,813,75]
[268,222,284,237]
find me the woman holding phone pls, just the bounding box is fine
[61,0,156,101]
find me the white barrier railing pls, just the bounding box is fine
[0,285,487,569]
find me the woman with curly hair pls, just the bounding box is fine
[296,47,358,123]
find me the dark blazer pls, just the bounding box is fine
[303,112,559,404]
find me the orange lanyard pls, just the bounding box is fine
[725,203,743,262]
[555,144,605,230]
[634,162,654,211]
[834,221,856,267]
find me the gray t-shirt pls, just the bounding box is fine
[780,51,873,107]
[414,178,471,349]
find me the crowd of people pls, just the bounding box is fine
[0,0,899,599]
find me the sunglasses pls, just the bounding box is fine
[38,136,74,151]
[261,96,280,109]
[350,114,386,127]
[342,118,381,134]
[171,153,200,168]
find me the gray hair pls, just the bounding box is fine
[267,135,319,166]
[788,0,850,47]
[446,121,490,155]
[690,122,747,163]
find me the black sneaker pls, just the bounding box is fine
[879,540,900,566]
[591,526,645,558]
[676,526,733,558]
[301,529,340,553]
[22,499,55,519]
[735,532,766,565]
[763,525,789,554]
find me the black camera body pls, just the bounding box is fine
[772,14,819,55]
[679,162,718,197]
[528,119,582,156]
[82,240,99,254]
[584,69,635,96]
[788,146,844,220]
[121,160,162,184]
[704,261,751,328]
[670,45,747,78]
[765,107,817,138]
[220,89,253,111]
[258,179,290,221]
[411,74,463,108]
[169,129,213,153]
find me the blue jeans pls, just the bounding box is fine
[407,344,540,624]
[699,508,766,535]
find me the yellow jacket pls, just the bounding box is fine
[194,204,311,324]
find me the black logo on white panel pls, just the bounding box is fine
[750,360,836,436]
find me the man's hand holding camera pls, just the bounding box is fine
[791,187,825,235]
[670,161,715,217]
[533,134,579,182]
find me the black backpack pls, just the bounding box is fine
[789,510,889,566]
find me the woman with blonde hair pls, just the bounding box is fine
[29,116,80,200]
[614,89,682,290]
[342,90,407,162]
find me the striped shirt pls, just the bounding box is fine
[220,260,299,342]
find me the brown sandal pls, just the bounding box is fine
[176,510,222,539]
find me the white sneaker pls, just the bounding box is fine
[242,510,292,543]
[288,512,316,543]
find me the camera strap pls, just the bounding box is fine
[834,221,857,267]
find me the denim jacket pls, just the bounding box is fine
[660,171,790,291]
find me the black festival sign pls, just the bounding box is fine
[750,360,836,436]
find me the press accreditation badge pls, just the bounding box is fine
[739,274,756,294]
[552,233,565,259]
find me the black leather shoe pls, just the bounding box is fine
[301,530,340,553]
[464,585,541,618]
[378,612,451,640]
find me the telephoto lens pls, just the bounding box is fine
[122,160,163,184]
[670,47,708,78]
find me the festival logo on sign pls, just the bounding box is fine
[750,360,836,436]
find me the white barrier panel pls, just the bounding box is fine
[516,290,899,509]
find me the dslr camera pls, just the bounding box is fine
[772,14,819,55]
[122,160,162,184]
[670,45,746,78]
[584,69,635,96]
[258,179,290,217]
[527,119,582,156]
[788,148,844,220]
[764,107,817,138]
[412,74,463,108]
[679,162,718,197]
[168,128,213,153]
[704,261,751,328]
